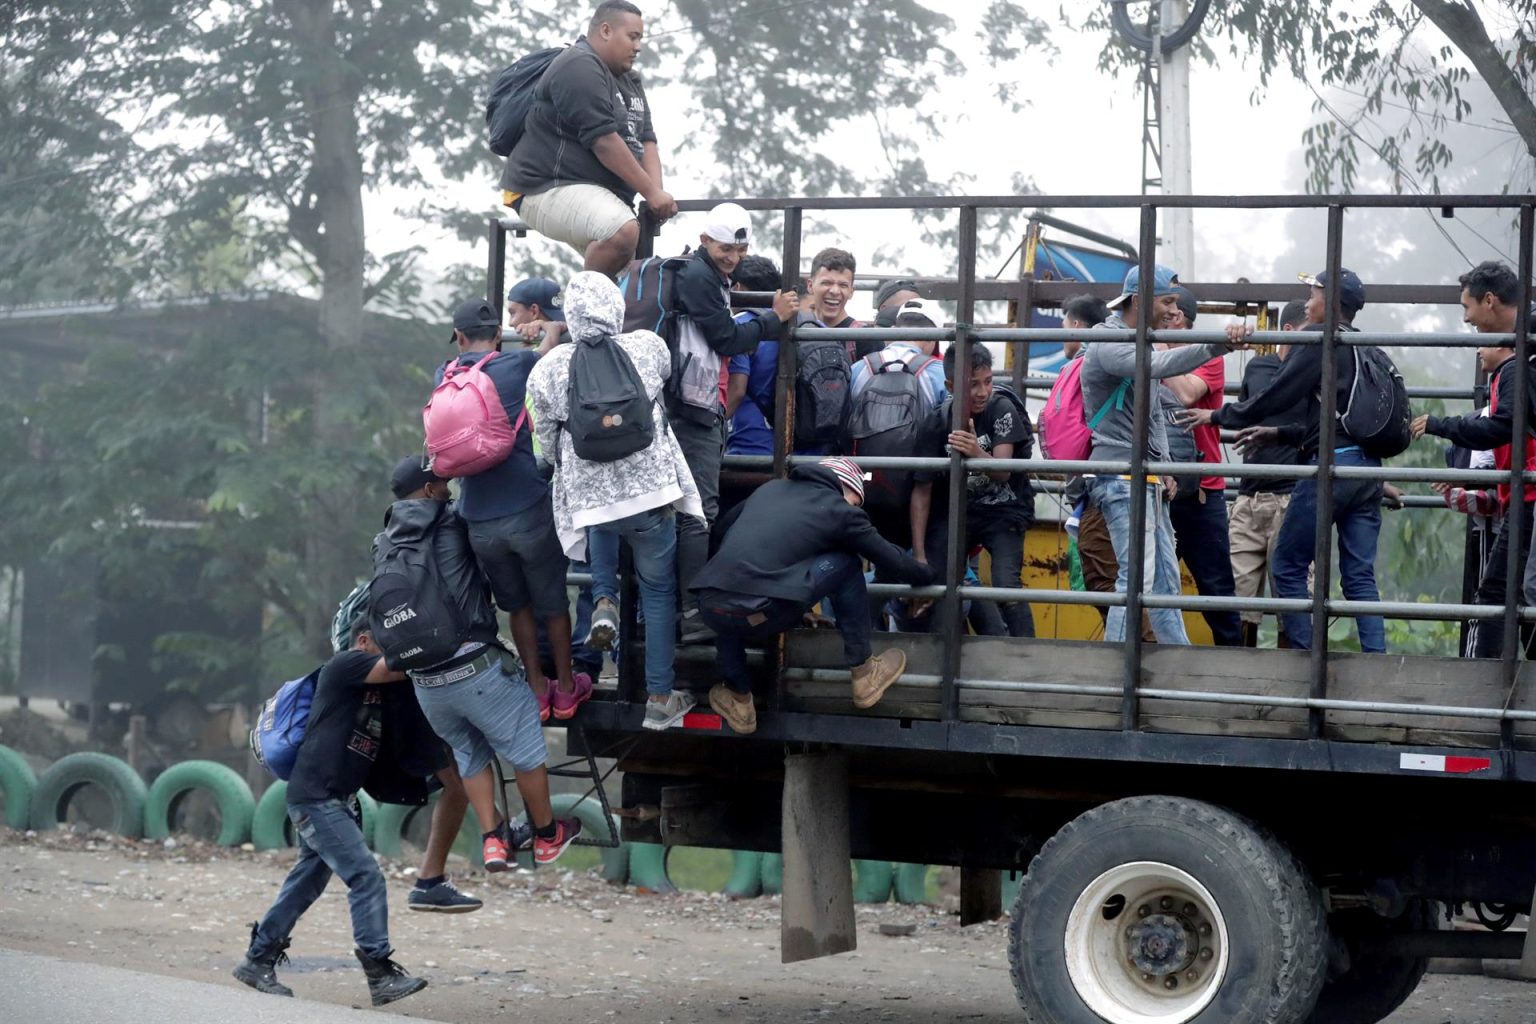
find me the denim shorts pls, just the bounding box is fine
[466,496,570,618]
[411,659,547,777]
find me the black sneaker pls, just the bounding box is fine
[503,814,534,851]
[355,949,428,1007]
[407,878,483,914]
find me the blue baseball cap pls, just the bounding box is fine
[1299,269,1366,315]
[506,277,565,321]
[1108,264,1180,310]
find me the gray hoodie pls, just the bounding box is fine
[1080,312,1227,466]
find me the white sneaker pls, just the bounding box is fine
[642,690,697,731]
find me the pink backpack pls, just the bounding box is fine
[423,352,528,478]
[1037,357,1128,461]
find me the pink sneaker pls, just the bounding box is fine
[533,818,583,865]
[551,672,594,721]
[534,684,552,723]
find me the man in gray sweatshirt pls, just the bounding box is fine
[1080,264,1236,644]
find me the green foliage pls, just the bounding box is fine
[1074,1,1536,194]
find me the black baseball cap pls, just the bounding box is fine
[390,456,445,499]
[449,298,501,344]
[507,277,565,322]
[1299,269,1366,315]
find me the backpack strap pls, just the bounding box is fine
[1085,378,1131,431]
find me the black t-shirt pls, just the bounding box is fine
[502,38,657,203]
[1236,354,1301,496]
[286,651,386,805]
[919,391,1036,529]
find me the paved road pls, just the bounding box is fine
[0,947,450,1024]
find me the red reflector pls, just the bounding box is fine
[1444,756,1492,774]
[682,712,723,730]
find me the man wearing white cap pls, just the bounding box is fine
[670,202,799,642]
[690,457,938,734]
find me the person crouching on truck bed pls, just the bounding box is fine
[526,270,705,731]
[232,612,430,1007]
[372,461,582,871]
[690,457,939,735]
[1412,261,1536,659]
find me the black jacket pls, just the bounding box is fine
[1426,352,1522,449]
[1210,324,1360,458]
[372,499,499,650]
[676,246,785,357]
[691,465,936,603]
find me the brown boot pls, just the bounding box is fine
[851,649,907,709]
[707,683,757,735]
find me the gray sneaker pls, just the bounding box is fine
[642,690,697,731]
[587,599,619,651]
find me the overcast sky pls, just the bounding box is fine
[377,1,1528,358]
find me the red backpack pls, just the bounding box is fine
[1038,357,1128,461]
[423,351,528,478]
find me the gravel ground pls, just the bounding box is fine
[0,828,1533,1023]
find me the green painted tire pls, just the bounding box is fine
[893,862,932,905]
[142,760,255,846]
[251,781,291,850]
[627,842,676,893]
[29,752,147,839]
[759,853,783,895]
[369,799,422,858]
[250,781,380,850]
[853,860,895,903]
[0,744,38,829]
[723,850,764,899]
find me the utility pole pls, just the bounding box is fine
[1159,0,1195,277]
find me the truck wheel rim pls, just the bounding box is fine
[1063,860,1229,1024]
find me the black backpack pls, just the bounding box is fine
[843,354,941,511]
[565,333,656,462]
[485,47,562,157]
[366,512,469,672]
[1341,345,1411,458]
[751,333,853,449]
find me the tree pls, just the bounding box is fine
[1080,1,1536,194]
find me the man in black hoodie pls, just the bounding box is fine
[690,457,938,734]
[372,459,580,873]
[671,201,798,642]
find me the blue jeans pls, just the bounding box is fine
[251,797,390,961]
[698,551,872,694]
[1090,476,1189,644]
[1272,448,1385,653]
[590,507,678,696]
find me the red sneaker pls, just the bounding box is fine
[551,672,594,721]
[533,818,583,866]
[482,832,510,873]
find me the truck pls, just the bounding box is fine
[486,191,1536,1024]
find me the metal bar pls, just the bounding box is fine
[1015,256,1035,395]
[486,217,506,311]
[636,202,656,259]
[778,668,1536,722]
[774,207,803,481]
[666,194,1528,212]
[1027,211,1140,260]
[1309,205,1345,736]
[941,206,979,721]
[1508,205,1536,770]
[1122,205,1158,731]
[794,326,1504,349]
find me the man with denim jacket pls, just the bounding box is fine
[1080,264,1235,644]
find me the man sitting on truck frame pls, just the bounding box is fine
[690,457,938,735]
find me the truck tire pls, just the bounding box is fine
[1007,795,1327,1024]
[0,744,38,829]
[142,760,256,846]
[893,863,932,905]
[1306,902,1434,1024]
[29,752,148,839]
[369,799,421,858]
[723,851,764,899]
[760,853,783,895]
[628,842,676,893]
[853,860,894,903]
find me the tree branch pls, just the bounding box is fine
[1414,0,1536,161]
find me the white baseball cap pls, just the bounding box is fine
[701,202,752,246]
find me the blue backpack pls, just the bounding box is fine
[250,668,321,780]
